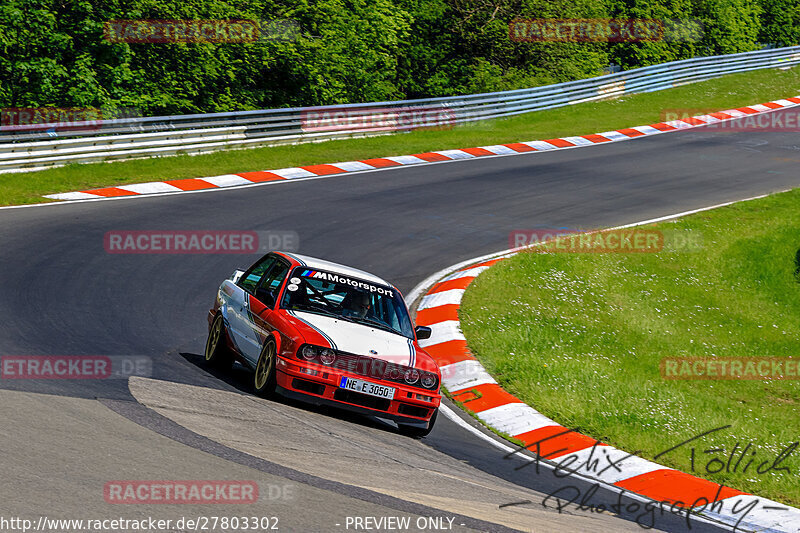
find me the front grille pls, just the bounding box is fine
[398,404,430,418]
[333,389,391,411]
[291,378,325,395]
[328,353,438,390]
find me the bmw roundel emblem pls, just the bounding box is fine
[369,349,378,355]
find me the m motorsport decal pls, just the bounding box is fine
[300,269,394,297]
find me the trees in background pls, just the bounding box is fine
[0,0,794,115]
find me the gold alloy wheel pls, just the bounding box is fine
[205,316,222,361]
[255,340,275,390]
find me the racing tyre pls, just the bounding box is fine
[398,408,437,439]
[254,337,278,397]
[205,314,233,370]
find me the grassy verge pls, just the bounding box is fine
[4,67,800,206]
[459,188,800,505]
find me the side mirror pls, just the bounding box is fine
[415,325,432,340]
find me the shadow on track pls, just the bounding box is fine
[178,351,403,435]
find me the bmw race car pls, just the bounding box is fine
[206,251,441,437]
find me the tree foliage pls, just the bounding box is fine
[0,0,793,115]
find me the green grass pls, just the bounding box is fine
[460,188,800,505]
[4,66,800,206]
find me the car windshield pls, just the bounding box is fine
[280,267,414,339]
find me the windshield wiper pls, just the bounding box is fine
[352,317,400,335]
[294,305,360,324]
[294,304,339,318]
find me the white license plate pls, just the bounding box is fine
[339,377,395,399]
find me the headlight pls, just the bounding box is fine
[300,345,318,360]
[319,348,336,365]
[404,368,420,385]
[420,372,437,389]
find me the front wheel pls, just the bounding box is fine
[205,314,233,369]
[398,408,438,439]
[254,337,278,397]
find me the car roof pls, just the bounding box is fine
[278,252,392,287]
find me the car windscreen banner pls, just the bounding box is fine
[295,268,394,298]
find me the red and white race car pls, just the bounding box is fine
[206,251,441,437]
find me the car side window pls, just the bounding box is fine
[254,260,290,306]
[239,256,276,294]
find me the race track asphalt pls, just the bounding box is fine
[1,119,798,532]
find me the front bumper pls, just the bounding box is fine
[275,357,440,428]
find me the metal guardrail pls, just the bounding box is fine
[2,45,799,173]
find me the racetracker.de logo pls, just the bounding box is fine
[0,107,139,133]
[510,228,663,253]
[0,356,152,379]
[509,18,703,43]
[104,481,258,504]
[300,105,455,133]
[510,18,660,42]
[104,230,299,254]
[104,20,259,43]
[662,108,800,132]
[661,357,800,380]
[1,107,103,133]
[509,228,703,253]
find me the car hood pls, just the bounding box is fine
[291,311,416,367]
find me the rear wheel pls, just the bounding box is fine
[205,314,233,369]
[398,408,438,439]
[254,337,278,397]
